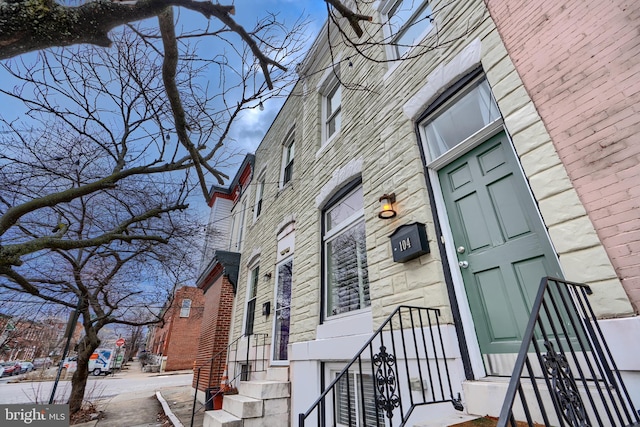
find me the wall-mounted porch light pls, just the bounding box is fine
[378,193,397,219]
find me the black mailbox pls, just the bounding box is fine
[389,222,430,263]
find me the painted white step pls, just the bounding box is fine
[243,412,290,427]
[222,394,263,419]
[265,366,289,381]
[203,410,242,427]
[263,397,289,416]
[463,378,626,426]
[249,370,267,381]
[239,380,290,400]
[462,379,508,419]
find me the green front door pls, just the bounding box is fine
[438,132,562,355]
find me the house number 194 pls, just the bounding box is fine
[398,237,412,251]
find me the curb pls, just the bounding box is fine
[156,390,184,427]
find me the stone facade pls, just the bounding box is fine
[198,0,640,423]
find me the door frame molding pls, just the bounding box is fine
[271,255,293,366]
[422,122,505,380]
[418,122,565,379]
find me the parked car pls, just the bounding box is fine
[0,362,20,376]
[19,361,34,374]
[33,357,52,369]
[0,365,5,377]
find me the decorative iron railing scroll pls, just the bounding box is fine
[497,277,639,427]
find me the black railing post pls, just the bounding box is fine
[497,277,639,427]
[299,306,458,427]
[190,367,201,427]
[190,333,269,421]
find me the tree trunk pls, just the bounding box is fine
[68,334,100,414]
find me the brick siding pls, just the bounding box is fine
[193,275,235,391]
[157,286,204,371]
[486,0,640,311]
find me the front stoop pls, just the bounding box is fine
[224,395,263,419]
[202,368,290,427]
[203,410,242,427]
[238,380,290,400]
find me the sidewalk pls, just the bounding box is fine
[157,385,204,427]
[72,362,195,427]
[74,391,168,427]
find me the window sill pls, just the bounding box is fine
[315,131,341,158]
[277,180,294,195]
[317,309,372,339]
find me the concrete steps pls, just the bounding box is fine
[203,367,290,427]
[239,380,290,400]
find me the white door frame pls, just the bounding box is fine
[271,255,293,366]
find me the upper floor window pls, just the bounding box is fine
[317,62,342,146]
[236,199,247,251]
[323,184,370,318]
[229,198,247,252]
[325,83,342,140]
[382,0,434,59]
[254,178,265,220]
[179,299,191,318]
[281,130,295,187]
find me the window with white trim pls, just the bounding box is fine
[422,78,500,162]
[179,299,191,318]
[334,371,384,426]
[323,184,370,318]
[244,266,259,336]
[254,178,265,220]
[317,62,342,145]
[281,131,295,187]
[235,199,247,251]
[325,82,342,140]
[381,0,434,59]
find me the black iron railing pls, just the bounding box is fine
[497,277,639,427]
[299,305,462,427]
[190,333,268,427]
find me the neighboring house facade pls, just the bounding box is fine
[192,156,253,397]
[0,314,82,362]
[196,0,639,424]
[148,285,204,371]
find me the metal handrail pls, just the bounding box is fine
[497,276,640,427]
[190,333,268,427]
[299,305,462,427]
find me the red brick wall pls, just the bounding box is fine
[162,286,205,371]
[193,275,235,391]
[486,0,640,311]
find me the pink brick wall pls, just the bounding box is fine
[487,0,640,311]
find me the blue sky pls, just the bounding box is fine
[224,1,327,155]
[0,1,328,223]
